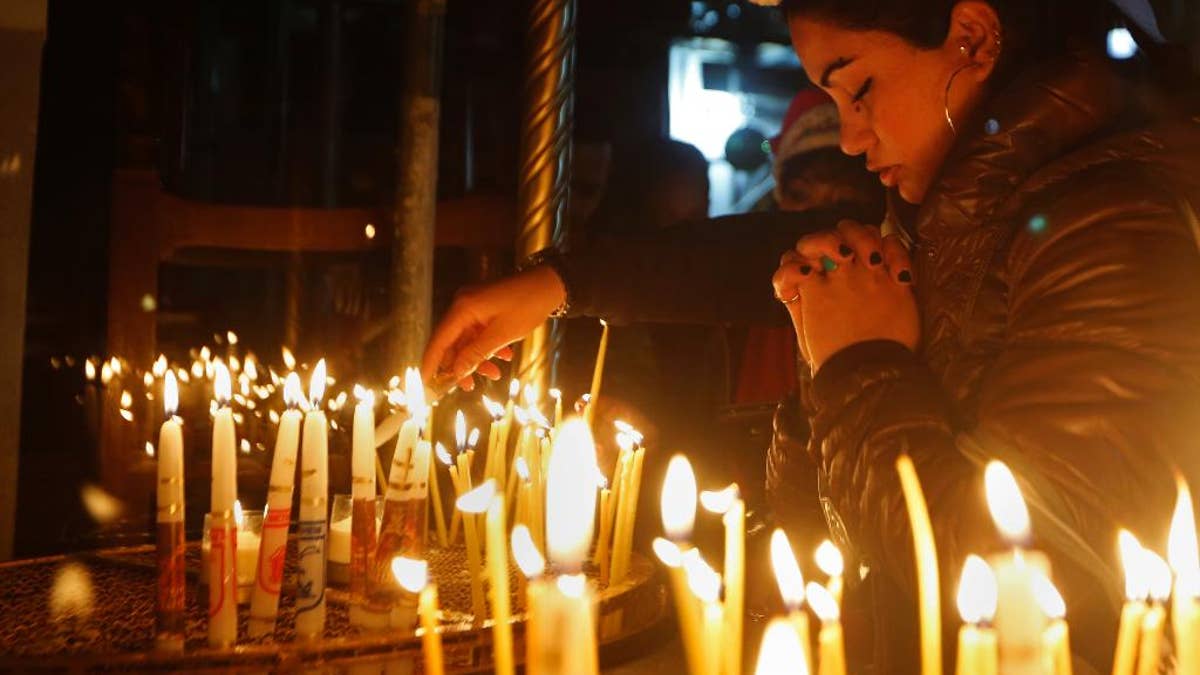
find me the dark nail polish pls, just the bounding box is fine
[898,270,913,283]
[800,265,812,275]
[869,251,882,266]
[838,244,854,257]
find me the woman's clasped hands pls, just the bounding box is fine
[772,220,920,372]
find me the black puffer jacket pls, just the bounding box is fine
[557,50,1200,672]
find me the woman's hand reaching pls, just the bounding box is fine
[772,220,919,373]
[421,265,567,391]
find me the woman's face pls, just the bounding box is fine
[787,5,998,204]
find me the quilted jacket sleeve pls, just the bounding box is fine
[805,176,1200,634]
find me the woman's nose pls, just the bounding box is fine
[839,114,875,157]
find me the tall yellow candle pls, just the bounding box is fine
[954,555,998,675]
[755,617,810,675]
[455,479,491,624]
[660,454,702,674]
[418,583,444,675]
[807,582,846,675]
[584,320,609,428]
[700,484,744,675]
[815,540,844,607]
[612,445,645,584]
[769,528,812,675]
[1032,573,1072,675]
[1168,478,1200,675]
[896,454,940,675]
[684,554,723,675]
[1135,550,1172,675]
[485,489,515,675]
[1113,530,1150,675]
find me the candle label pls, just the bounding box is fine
[155,520,186,641]
[255,506,291,595]
[295,519,327,613]
[207,522,236,618]
[351,498,378,600]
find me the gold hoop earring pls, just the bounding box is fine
[944,44,971,136]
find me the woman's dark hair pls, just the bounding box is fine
[780,0,1130,88]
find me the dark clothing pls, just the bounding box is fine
[559,48,1200,673]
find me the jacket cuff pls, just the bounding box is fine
[811,340,920,412]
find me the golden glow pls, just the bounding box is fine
[308,359,327,405]
[956,555,997,624]
[755,617,810,675]
[545,418,598,568]
[699,484,738,514]
[392,556,428,593]
[1032,571,1065,620]
[435,443,453,467]
[456,479,497,514]
[364,223,377,240]
[214,362,232,405]
[511,525,546,579]
[283,372,303,409]
[815,540,844,578]
[455,410,467,449]
[806,582,839,622]
[163,371,179,417]
[684,553,721,603]
[984,460,1030,544]
[770,528,805,610]
[660,454,697,541]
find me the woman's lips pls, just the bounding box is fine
[878,165,899,187]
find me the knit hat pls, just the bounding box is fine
[771,89,841,199]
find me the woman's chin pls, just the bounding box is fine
[896,177,929,205]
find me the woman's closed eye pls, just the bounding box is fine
[851,77,873,104]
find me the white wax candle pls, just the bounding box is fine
[352,389,376,500]
[247,375,302,638]
[208,363,237,648]
[236,526,261,588]
[295,361,329,640]
[990,550,1049,675]
[155,372,185,651]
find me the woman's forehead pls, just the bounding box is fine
[789,16,908,84]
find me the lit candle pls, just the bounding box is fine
[983,460,1046,675]
[1113,530,1150,675]
[755,617,810,675]
[247,372,302,634]
[594,478,613,582]
[513,522,547,641]
[814,540,844,607]
[684,553,724,675]
[486,488,515,675]
[1135,549,1172,675]
[1032,572,1071,675]
[233,500,262,601]
[207,361,238,648]
[155,372,185,651]
[393,557,444,675]
[700,483,744,675]
[456,479,491,624]
[549,388,563,428]
[1168,477,1200,675]
[350,385,379,621]
[425,422,448,549]
[807,582,845,675]
[660,454,702,674]
[954,555,998,675]
[295,359,329,640]
[895,454,941,675]
[610,426,646,585]
[530,418,600,675]
[599,432,630,583]
[769,528,812,675]
[584,319,609,428]
[390,556,425,631]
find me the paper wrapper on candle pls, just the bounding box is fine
[206,510,238,648]
[248,407,302,637]
[371,437,430,614]
[350,398,380,622]
[155,416,185,651]
[295,408,329,640]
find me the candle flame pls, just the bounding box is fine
[101,361,113,385]
[616,432,635,453]
[755,618,810,675]
[234,499,244,530]
[145,442,155,458]
[391,556,428,593]
[1032,571,1066,620]
[283,372,303,409]
[1118,529,1149,601]
[176,368,190,384]
[456,479,497,514]
[956,555,997,624]
[281,346,296,370]
[199,347,211,363]
[481,395,505,420]
[549,388,562,401]
[308,359,327,405]
[1144,548,1173,603]
[468,428,480,449]
[509,378,520,399]
[511,525,546,578]
[699,484,739,514]
[119,390,133,409]
[984,461,1031,544]
[512,406,530,426]
[238,372,250,397]
[769,528,805,610]
[226,330,238,345]
[652,537,682,567]
[404,367,426,423]
[435,443,453,467]
[815,540,845,578]
[152,355,167,378]
[806,582,840,622]
[557,574,586,598]
[142,372,154,388]
[660,454,697,542]
[527,406,551,430]
[523,383,539,408]
[455,410,466,449]
[684,553,721,603]
[354,384,373,405]
[85,358,97,381]
[515,456,530,481]
[214,362,232,405]
[545,418,598,570]
[163,371,179,417]
[1169,476,1200,585]
[244,356,258,381]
